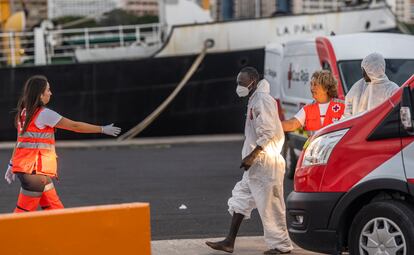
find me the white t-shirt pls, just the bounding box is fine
[294,102,330,127]
[34,108,62,129]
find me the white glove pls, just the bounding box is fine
[5,162,15,184]
[101,123,121,137]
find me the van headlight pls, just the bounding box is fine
[302,129,349,166]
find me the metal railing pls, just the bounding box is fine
[0,22,162,67]
[0,31,35,67]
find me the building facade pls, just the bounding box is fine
[292,0,345,14]
[277,0,292,13]
[48,0,118,19]
[394,0,414,23]
[211,0,233,20]
[233,0,277,18]
[213,0,279,20]
[260,0,278,16]
[119,0,159,16]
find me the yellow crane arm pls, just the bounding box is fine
[0,0,11,26]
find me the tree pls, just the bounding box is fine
[98,9,158,26]
[52,9,158,29]
[52,16,98,29]
[405,23,414,34]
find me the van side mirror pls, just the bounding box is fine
[400,86,414,133]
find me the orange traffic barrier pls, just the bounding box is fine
[0,202,151,255]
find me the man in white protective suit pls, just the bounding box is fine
[343,52,399,118]
[205,67,293,254]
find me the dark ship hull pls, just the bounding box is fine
[0,48,263,140]
[0,5,399,140]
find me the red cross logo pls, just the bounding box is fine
[332,104,341,113]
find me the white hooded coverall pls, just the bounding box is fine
[343,53,399,118]
[228,79,293,252]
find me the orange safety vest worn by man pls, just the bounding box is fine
[282,70,345,134]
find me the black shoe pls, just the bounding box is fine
[263,248,291,254]
[205,240,234,253]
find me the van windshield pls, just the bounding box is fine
[338,59,414,94]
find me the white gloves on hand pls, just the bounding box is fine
[101,123,121,137]
[5,161,15,184]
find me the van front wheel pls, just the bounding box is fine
[348,200,414,255]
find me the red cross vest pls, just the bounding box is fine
[303,99,345,131]
[12,107,58,177]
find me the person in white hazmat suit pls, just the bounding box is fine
[205,67,293,254]
[343,52,399,118]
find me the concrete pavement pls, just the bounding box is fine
[152,237,324,255]
[0,138,266,239]
[0,134,244,150]
[0,135,328,254]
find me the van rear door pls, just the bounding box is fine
[315,37,345,99]
[265,44,283,99]
[280,41,320,120]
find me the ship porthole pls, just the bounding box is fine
[238,57,249,67]
[365,21,371,30]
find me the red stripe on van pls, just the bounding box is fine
[315,37,345,100]
[407,179,414,184]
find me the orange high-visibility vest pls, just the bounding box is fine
[303,99,345,131]
[12,107,57,177]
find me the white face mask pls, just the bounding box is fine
[236,80,254,97]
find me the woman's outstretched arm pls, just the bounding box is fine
[55,117,121,136]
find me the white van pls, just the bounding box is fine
[264,33,414,178]
[288,74,414,254]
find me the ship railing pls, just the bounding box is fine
[0,22,162,67]
[0,31,36,67]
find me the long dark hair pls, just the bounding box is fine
[15,75,48,133]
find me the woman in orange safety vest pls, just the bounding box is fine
[282,70,345,134]
[4,75,121,213]
[282,70,344,179]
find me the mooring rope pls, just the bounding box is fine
[117,39,214,141]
